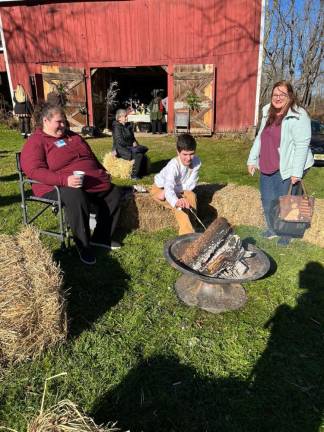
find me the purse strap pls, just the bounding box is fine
[287,180,308,197]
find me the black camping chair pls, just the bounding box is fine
[16,152,71,249]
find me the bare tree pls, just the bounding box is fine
[260,0,323,111]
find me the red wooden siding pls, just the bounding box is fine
[0,0,262,131]
[0,53,5,72]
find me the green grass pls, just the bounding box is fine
[1,125,324,431]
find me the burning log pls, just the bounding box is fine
[180,217,253,278]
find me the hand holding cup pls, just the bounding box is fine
[68,170,85,188]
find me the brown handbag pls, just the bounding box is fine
[279,180,315,223]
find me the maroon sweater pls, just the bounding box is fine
[21,129,110,197]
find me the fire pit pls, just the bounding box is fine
[164,219,270,313]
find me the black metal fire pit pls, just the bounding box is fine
[164,233,270,313]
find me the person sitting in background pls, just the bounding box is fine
[150,133,201,235]
[13,84,33,138]
[112,109,148,180]
[21,103,121,265]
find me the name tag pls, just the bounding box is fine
[54,139,66,148]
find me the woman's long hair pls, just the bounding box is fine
[266,80,301,127]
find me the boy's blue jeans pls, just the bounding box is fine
[260,170,300,232]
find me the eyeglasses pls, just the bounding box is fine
[272,93,288,100]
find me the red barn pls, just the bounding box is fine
[0,0,264,134]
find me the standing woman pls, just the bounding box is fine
[247,81,314,246]
[13,84,33,138]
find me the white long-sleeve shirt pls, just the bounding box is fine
[154,155,201,207]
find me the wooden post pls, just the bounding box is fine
[167,64,174,133]
[85,66,93,126]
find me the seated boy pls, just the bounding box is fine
[150,133,201,235]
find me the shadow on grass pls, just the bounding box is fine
[0,194,21,207]
[92,261,324,432]
[54,247,129,338]
[0,173,19,182]
[149,159,170,174]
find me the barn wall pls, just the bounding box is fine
[1,0,261,131]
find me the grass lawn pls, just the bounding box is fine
[0,125,324,431]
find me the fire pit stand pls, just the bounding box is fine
[164,233,270,314]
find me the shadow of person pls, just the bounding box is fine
[247,261,324,432]
[91,354,247,432]
[149,159,170,174]
[196,183,227,227]
[54,247,130,338]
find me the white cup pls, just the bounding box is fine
[73,170,85,187]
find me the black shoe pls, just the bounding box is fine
[76,245,96,265]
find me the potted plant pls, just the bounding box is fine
[186,90,202,113]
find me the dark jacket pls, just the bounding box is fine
[21,128,110,197]
[13,96,33,116]
[112,121,137,160]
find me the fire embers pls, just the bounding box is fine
[180,217,254,278]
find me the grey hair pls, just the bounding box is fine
[34,102,65,128]
[115,109,127,121]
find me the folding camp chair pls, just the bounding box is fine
[16,152,71,249]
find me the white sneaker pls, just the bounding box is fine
[133,185,147,193]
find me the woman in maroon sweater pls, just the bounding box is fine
[21,103,121,265]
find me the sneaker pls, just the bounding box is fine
[90,240,121,250]
[133,184,147,193]
[76,245,96,265]
[261,229,278,239]
[277,236,291,247]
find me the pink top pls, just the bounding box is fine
[21,128,110,197]
[259,122,281,174]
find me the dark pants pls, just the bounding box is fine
[151,119,162,134]
[131,153,147,178]
[18,117,31,136]
[44,185,121,248]
[260,171,302,233]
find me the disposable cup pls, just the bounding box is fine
[73,170,85,187]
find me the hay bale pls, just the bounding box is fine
[27,399,118,432]
[208,183,265,228]
[119,190,177,232]
[0,226,67,366]
[103,152,134,179]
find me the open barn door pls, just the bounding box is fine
[41,66,87,131]
[173,64,215,135]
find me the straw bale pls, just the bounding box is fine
[208,183,265,228]
[119,190,177,232]
[103,152,134,179]
[0,226,66,366]
[27,399,118,432]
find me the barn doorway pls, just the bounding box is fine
[91,66,167,130]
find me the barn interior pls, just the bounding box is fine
[91,66,167,129]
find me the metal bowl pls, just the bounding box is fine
[164,233,270,285]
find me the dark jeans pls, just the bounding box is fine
[151,119,162,134]
[18,117,31,136]
[131,153,148,178]
[43,185,121,248]
[260,171,302,233]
